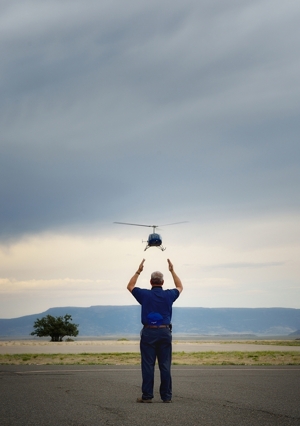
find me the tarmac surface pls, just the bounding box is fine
[1,365,300,425]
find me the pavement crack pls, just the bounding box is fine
[223,401,300,421]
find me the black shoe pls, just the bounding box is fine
[163,400,172,403]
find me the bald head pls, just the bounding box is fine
[150,271,164,286]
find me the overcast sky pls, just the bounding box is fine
[1,0,299,319]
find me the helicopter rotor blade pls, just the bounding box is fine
[114,222,153,228]
[158,221,188,227]
[114,221,188,229]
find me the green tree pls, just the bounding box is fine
[31,314,79,342]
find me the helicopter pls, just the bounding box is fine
[113,221,187,251]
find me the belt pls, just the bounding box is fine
[144,325,170,329]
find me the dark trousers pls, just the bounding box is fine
[140,327,172,401]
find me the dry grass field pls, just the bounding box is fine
[0,339,299,365]
[1,350,300,366]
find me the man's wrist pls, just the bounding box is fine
[135,271,141,275]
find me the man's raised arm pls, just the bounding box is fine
[167,259,183,293]
[127,259,145,293]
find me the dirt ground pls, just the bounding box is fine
[0,339,300,354]
[1,340,300,365]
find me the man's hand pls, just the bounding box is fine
[138,259,145,274]
[167,259,173,272]
[127,259,145,293]
[167,259,183,293]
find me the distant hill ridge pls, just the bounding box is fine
[1,306,300,337]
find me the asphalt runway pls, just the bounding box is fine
[1,365,299,425]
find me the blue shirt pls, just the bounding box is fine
[132,286,180,325]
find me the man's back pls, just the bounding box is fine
[132,286,179,325]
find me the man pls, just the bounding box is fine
[127,258,183,403]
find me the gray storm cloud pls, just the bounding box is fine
[1,0,299,239]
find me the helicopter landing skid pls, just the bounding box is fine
[144,245,166,251]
